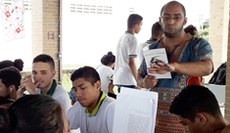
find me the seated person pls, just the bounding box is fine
[19,54,71,113]
[96,51,116,98]
[170,85,230,133]
[67,66,115,133]
[0,66,21,104]
[8,95,70,133]
[0,59,24,72]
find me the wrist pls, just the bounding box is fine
[172,62,177,72]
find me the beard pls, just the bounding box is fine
[164,26,184,38]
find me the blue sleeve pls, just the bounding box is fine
[191,38,213,61]
[138,58,148,77]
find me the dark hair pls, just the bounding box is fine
[71,66,100,85]
[127,14,143,29]
[0,59,24,71]
[150,22,162,41]
[160,1,186,17]
[33,54,55,70]
[0,66,21,91]
[101,52,115,66]
[169,85,221,122]
[184,24,198,36]
[9,95,64,133]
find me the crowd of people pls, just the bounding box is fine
[0,1,229,133]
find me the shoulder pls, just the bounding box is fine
[149,41,160,49]
[67,102,82,116]
[189,37,210,46]
[54,85,69,95]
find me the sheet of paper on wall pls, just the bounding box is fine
[143,48,171,79]
[112,87,158,133]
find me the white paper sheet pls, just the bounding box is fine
[144,48,171,79]
[112,87,158,133]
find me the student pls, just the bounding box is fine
[113,13,143,92]
[0,66,21,103]
[170,85,230,133]
[8,95,70,133]
[67,66,115,133]
[184,24,198,36]
[0,59,24,72]
[96,51,116,98]
[138,21,163,66]
[19,54,71,113]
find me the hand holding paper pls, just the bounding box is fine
[144,48,172,79]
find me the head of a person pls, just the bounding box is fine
[150,22,163,41]
[0,66,21,100]
[32,54,56,89]
[70,66,101,110]
[8,95,69,133]
[101,51,115,69]
[170,85,222,133]
[127,14,143,34]
[184,24,198,36]
[0,59,24,72]
[159,1,187,38]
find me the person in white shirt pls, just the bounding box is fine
[19,54,71,114]
[113,14,143,92]
[96,51,116,98]
[67,66,115,133]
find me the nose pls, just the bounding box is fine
[75,88,82,97]
[167,18,177,24]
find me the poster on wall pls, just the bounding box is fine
[0,0,24,41]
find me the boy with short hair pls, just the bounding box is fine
[67,66,115,133]
[19,54,71,113]
[170,85,230,133]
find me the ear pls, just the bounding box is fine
[196,113,207,126]
[52,70,56,77]
[159,18,162,24]
[9,85,17,100]
[183,17,187,26]
[94,80,101,91]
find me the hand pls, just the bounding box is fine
[148,62,175,74]
[20,75,40,94]
[143,75,158,88]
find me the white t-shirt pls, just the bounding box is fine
[52,85,72,113]
[96,64,114,94]
[113,32,138,86]
[36,84,71,114]
[67,96,115,133]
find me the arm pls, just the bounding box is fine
[137,73,158,88]
[108,81,115,94]
[149,60,213,77]
[171,60,213,76]
[128,56,138,83]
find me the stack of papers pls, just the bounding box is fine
[112,87,158,133]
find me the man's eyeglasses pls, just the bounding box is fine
[160,16,183,21]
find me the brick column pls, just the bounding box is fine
[209,0,230,120]
[31,0,62,82]
[225,0,230,121]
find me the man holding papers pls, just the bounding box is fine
[137,1,213,133]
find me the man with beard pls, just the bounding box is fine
[137,1,213,133]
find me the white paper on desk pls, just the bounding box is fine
[112,87,158,133]
[143,48,171,79]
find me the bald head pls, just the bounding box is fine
[160,1,186,17]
